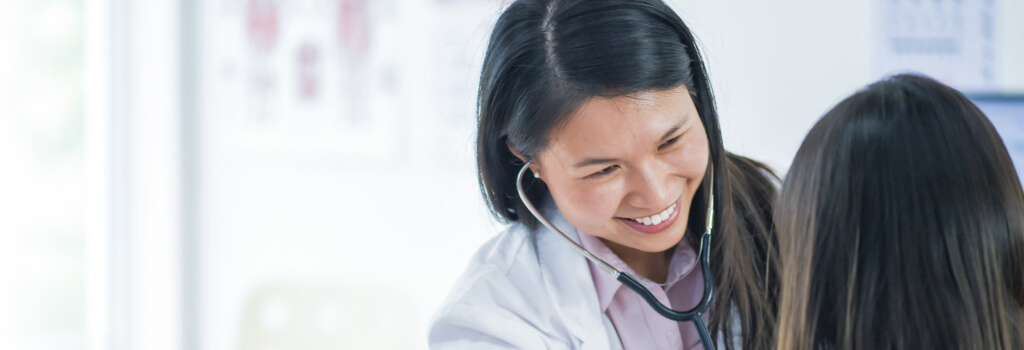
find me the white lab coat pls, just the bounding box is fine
[428,199,623,349]
[429,197,745,349]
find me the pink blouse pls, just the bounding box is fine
[577,231,708,349]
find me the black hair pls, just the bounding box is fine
[776,74,1024,349]
[475,0,779,348]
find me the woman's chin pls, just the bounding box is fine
[612,227,687,254]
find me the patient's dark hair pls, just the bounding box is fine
[475,0,779,348]
[776,74,1024,350]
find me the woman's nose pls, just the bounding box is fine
[626,162,673,209]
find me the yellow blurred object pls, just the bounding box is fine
[238,283,411,350]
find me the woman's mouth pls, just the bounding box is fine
[617,198,682,234]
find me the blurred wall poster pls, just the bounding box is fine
[875,0,996,92]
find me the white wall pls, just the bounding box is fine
[675,1,875,173]
[84,0,185,349]
[674,0,1024,174]
[195,1,503,349]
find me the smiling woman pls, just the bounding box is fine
[429,0,780,349]
[517,86,709,279]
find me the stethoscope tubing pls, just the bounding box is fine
[515,161,716,349]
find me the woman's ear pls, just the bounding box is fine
[507,144,542,178]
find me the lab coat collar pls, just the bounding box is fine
[533,196,616,349]
[576,233,623,312]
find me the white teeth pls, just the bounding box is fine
[632,203,676,226]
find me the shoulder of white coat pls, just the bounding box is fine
[429,223,571,348]
[433,222,545,311]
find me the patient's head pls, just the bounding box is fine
[775,74,1024,350]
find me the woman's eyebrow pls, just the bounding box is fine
[658,118,687,143]
[573,157,619,169]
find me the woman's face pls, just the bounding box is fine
[527,86,709,258]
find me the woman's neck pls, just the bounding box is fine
[600,237,674,284]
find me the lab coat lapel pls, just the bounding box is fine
[534,198,617,349]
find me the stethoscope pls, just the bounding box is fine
[516,161,716,349]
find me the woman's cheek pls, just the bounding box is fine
[569,183,620,226]
[676,140,710,175]
[551,181,600,228]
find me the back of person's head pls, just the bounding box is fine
[775,74,1024,350]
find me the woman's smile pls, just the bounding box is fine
[617,196,682,234]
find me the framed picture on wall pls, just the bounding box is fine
[971,94,1024,181]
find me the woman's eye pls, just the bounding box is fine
[588,165,618,178]
[660,136,681,150]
